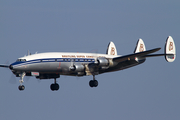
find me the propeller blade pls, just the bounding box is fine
[0,64,9,68]
[9,74,17,84]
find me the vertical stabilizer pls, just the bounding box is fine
[134,38,146,53]
[106,41,117,55]
[165,36,176,62]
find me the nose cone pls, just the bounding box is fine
[9,65,13,70]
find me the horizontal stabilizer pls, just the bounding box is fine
[143,54,174,57]
[113,48,161,63]
[143,36,176,62]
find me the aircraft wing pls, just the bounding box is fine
[113,48,161,63]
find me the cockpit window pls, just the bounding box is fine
[16,59,26,62]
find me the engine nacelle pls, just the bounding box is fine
[96,57,109,66]
[69,64,85,72]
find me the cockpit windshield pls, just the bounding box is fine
[16,59,26,62]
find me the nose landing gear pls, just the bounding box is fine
[18,72,26,91]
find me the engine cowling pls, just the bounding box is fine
[69,64,85,72]
[96,57,109,66]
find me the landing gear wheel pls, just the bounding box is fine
[89,80,98,87]
[89,80,94,87]
[93,80,98,87]
[50,78,59,91]
[54,83,59,90]
[18,85,25,91]
[50,83,59,91]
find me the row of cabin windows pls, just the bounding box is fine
[17,58,94,62]
[40,59,94,62]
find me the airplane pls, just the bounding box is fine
[0,36,176,91]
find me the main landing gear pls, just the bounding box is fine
[89,75,98,87]
[18,72,26,91]
[50,78,59,91]
[17,72,97,90]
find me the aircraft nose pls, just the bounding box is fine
[9,65,13,70]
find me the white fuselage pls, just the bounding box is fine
[10,52,122,77]
[20,52,120,61]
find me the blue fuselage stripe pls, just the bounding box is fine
[11,58,95,67]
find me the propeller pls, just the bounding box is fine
[0,64,9,68]
[0,60,16,84]
[9,73,17,84]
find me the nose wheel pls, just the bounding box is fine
[18,85,25,91]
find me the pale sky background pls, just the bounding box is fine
[0,1,179,120]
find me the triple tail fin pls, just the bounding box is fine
[134,38,146,61]
[106,41,117,55]
[136,36,176,62]
[134,38,146,53]
[165,36,176,62]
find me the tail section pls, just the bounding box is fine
[165,36,176,62]
[134,36,176,63]
[106,41,117,55]
[134,38,146,53]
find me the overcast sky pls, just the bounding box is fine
[0,1,179,120]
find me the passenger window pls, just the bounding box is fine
[75,59,78,62]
